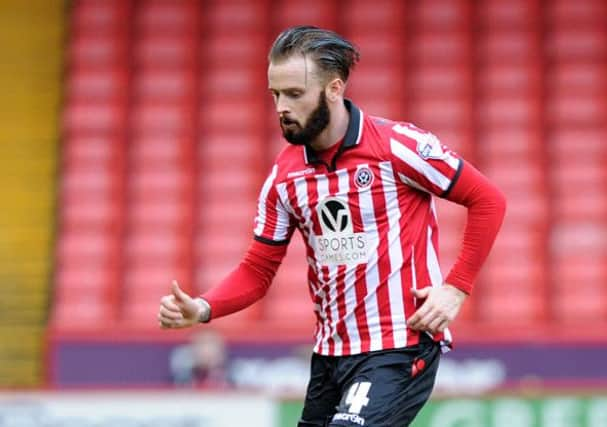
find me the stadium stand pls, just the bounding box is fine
[0,0,63,385]
[475,0,549,324]
[51,0,607,343]
[545,0,607,323]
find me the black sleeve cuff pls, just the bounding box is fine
[254,235,290,246]
[441,159,464,198]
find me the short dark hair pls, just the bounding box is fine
[269,26,360,82]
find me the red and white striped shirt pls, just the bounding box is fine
[254,100,462,356]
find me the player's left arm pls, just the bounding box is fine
[407,160,507,333]
[387,123,506,333]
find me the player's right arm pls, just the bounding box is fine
[157,164,295,329]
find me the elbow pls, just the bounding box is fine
[258,281,272,299]
[496,188,507,219]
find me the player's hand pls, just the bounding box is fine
[158,280,205,329]
[407,284,467,334]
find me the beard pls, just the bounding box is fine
[280,91,331,146]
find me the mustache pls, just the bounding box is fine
[280,116,299,126]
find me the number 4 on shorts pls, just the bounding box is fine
[344,382,372,414]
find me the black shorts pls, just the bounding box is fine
[298,335,440,427]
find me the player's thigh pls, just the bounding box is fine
[329,342,440,427]
[298,354,341,427]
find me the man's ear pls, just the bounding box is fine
[325,77,345,103]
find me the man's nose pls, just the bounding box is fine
[275,96,290,115]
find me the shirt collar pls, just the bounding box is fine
[303,99,363,165]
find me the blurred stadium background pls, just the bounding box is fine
[0,0,606,425]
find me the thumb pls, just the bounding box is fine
[411,286,432,299]
[171,280,189,303]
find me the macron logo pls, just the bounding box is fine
[333,413,365,425]
[287,168,315,178]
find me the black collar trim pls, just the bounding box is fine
[303,99,363,166]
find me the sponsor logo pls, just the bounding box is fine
[319,198,351,233]
[314,198,368,266]
[287,168,315,178]
[332,413,366,425]
[416,133,446,160]
[354,167,374,189]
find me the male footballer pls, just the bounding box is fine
[158,26,506,426]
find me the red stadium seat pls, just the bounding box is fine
[201,100,266,133]
[479,62,541,95]
[128,197,192,227]
[483,157,545,191]
[479,291,546,323]
[131,101,196,135]
[51,298,116,328]
[71,0,131,33]
[60,163,122,196]
[124,227,189,257]
[351,98,404,120]
[552,159,607,220]
[546,91,606,125]
[548,62,607,92]
[553,194,607,223]
[61,194,122,230]
[411,31,471,64]
[136,0,200,34]
[55,262,119,291]
[129,136,193,165]
[345,34,404,64]
[546,27,607,60]
[548,0,606,26]
[68,32,129,66]
[200,176,259,204]
[479,222,548,323]
[348,64,405,97]
[133,68,198,102]
[409,95,472,127]
[413,0,470,29]
[478,128,543,159]
[123,263,190,293]
[408,64,471,96]
[134,33,198,67]
[63,100,128,133]
[54,264,120,326]
[62,134,124,167]
[57,230,121,265]
[478,30,539,63]
[66,67,129,101]
[203,68,262,100]
[479,94,541,128]
[200,132,261,162]
[550,222,606,258]
[128,168,194,198]
[552,256,607,322]
[478,0,540,28]
[274,0,338,29]
[265,296,314,323]
[200,202,257,231]
[488,223,546,261]
[205,33,267,67]
[205,0,267,32]
[343,0,405,30]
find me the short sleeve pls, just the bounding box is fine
[388,123,463,197]
[253,164,295,245]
